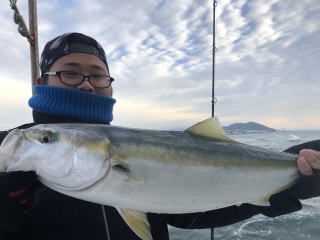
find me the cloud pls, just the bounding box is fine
[213,0,320,129]
[0,76,32,129]
[0,0,319,130]
[114,97,208,130]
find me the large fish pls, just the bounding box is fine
[0,117,299,240]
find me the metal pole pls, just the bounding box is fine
[28,0,39,95]
[211,1,217,239]
[211,0,217,118]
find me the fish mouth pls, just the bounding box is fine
[0,129,26,171]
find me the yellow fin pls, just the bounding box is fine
[117,208,152,240]
[186,117,237,143]
[250,179,298,206]
[250,196,270,206]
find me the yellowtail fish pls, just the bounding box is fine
[0,117,299,240]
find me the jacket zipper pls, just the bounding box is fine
[101,205,111,240]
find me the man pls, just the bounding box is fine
[0,32,319,240]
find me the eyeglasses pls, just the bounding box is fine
[43,71,114,88]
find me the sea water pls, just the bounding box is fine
[169,130,320,240]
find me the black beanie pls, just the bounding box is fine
[40,32,109,75]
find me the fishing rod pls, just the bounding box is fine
[211,0,218,118]
[9,0,40,96]
[211,0,217,239]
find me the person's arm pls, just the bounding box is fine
[0,130,40,231]
[282,140,320,200]
[257,140,320,217]
[0,171,39,231]
[165,203,264,229]
[166,140,320,229]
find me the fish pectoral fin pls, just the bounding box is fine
[185,117,237,143]
[117,208,153,240]
[112,163,143,183]
[112,163,131,175]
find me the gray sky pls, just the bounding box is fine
[0,0,319,130]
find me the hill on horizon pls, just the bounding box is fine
[223,122,276,132]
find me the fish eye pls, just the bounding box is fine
[40,131,54,143]
[42,135,50,143]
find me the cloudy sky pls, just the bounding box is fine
[0,0,319,130]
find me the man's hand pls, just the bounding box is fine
[297,149,320,176]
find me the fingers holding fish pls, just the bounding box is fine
[297,149,320,175]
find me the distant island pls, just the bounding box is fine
[223,122,276,134]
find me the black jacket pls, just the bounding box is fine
[0,111,319,240]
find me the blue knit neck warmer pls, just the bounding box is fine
[28,85,116,123]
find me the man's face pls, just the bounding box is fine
[38,53,112,97]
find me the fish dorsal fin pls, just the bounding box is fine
[186,117,237,143]
[117,208,153,240]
